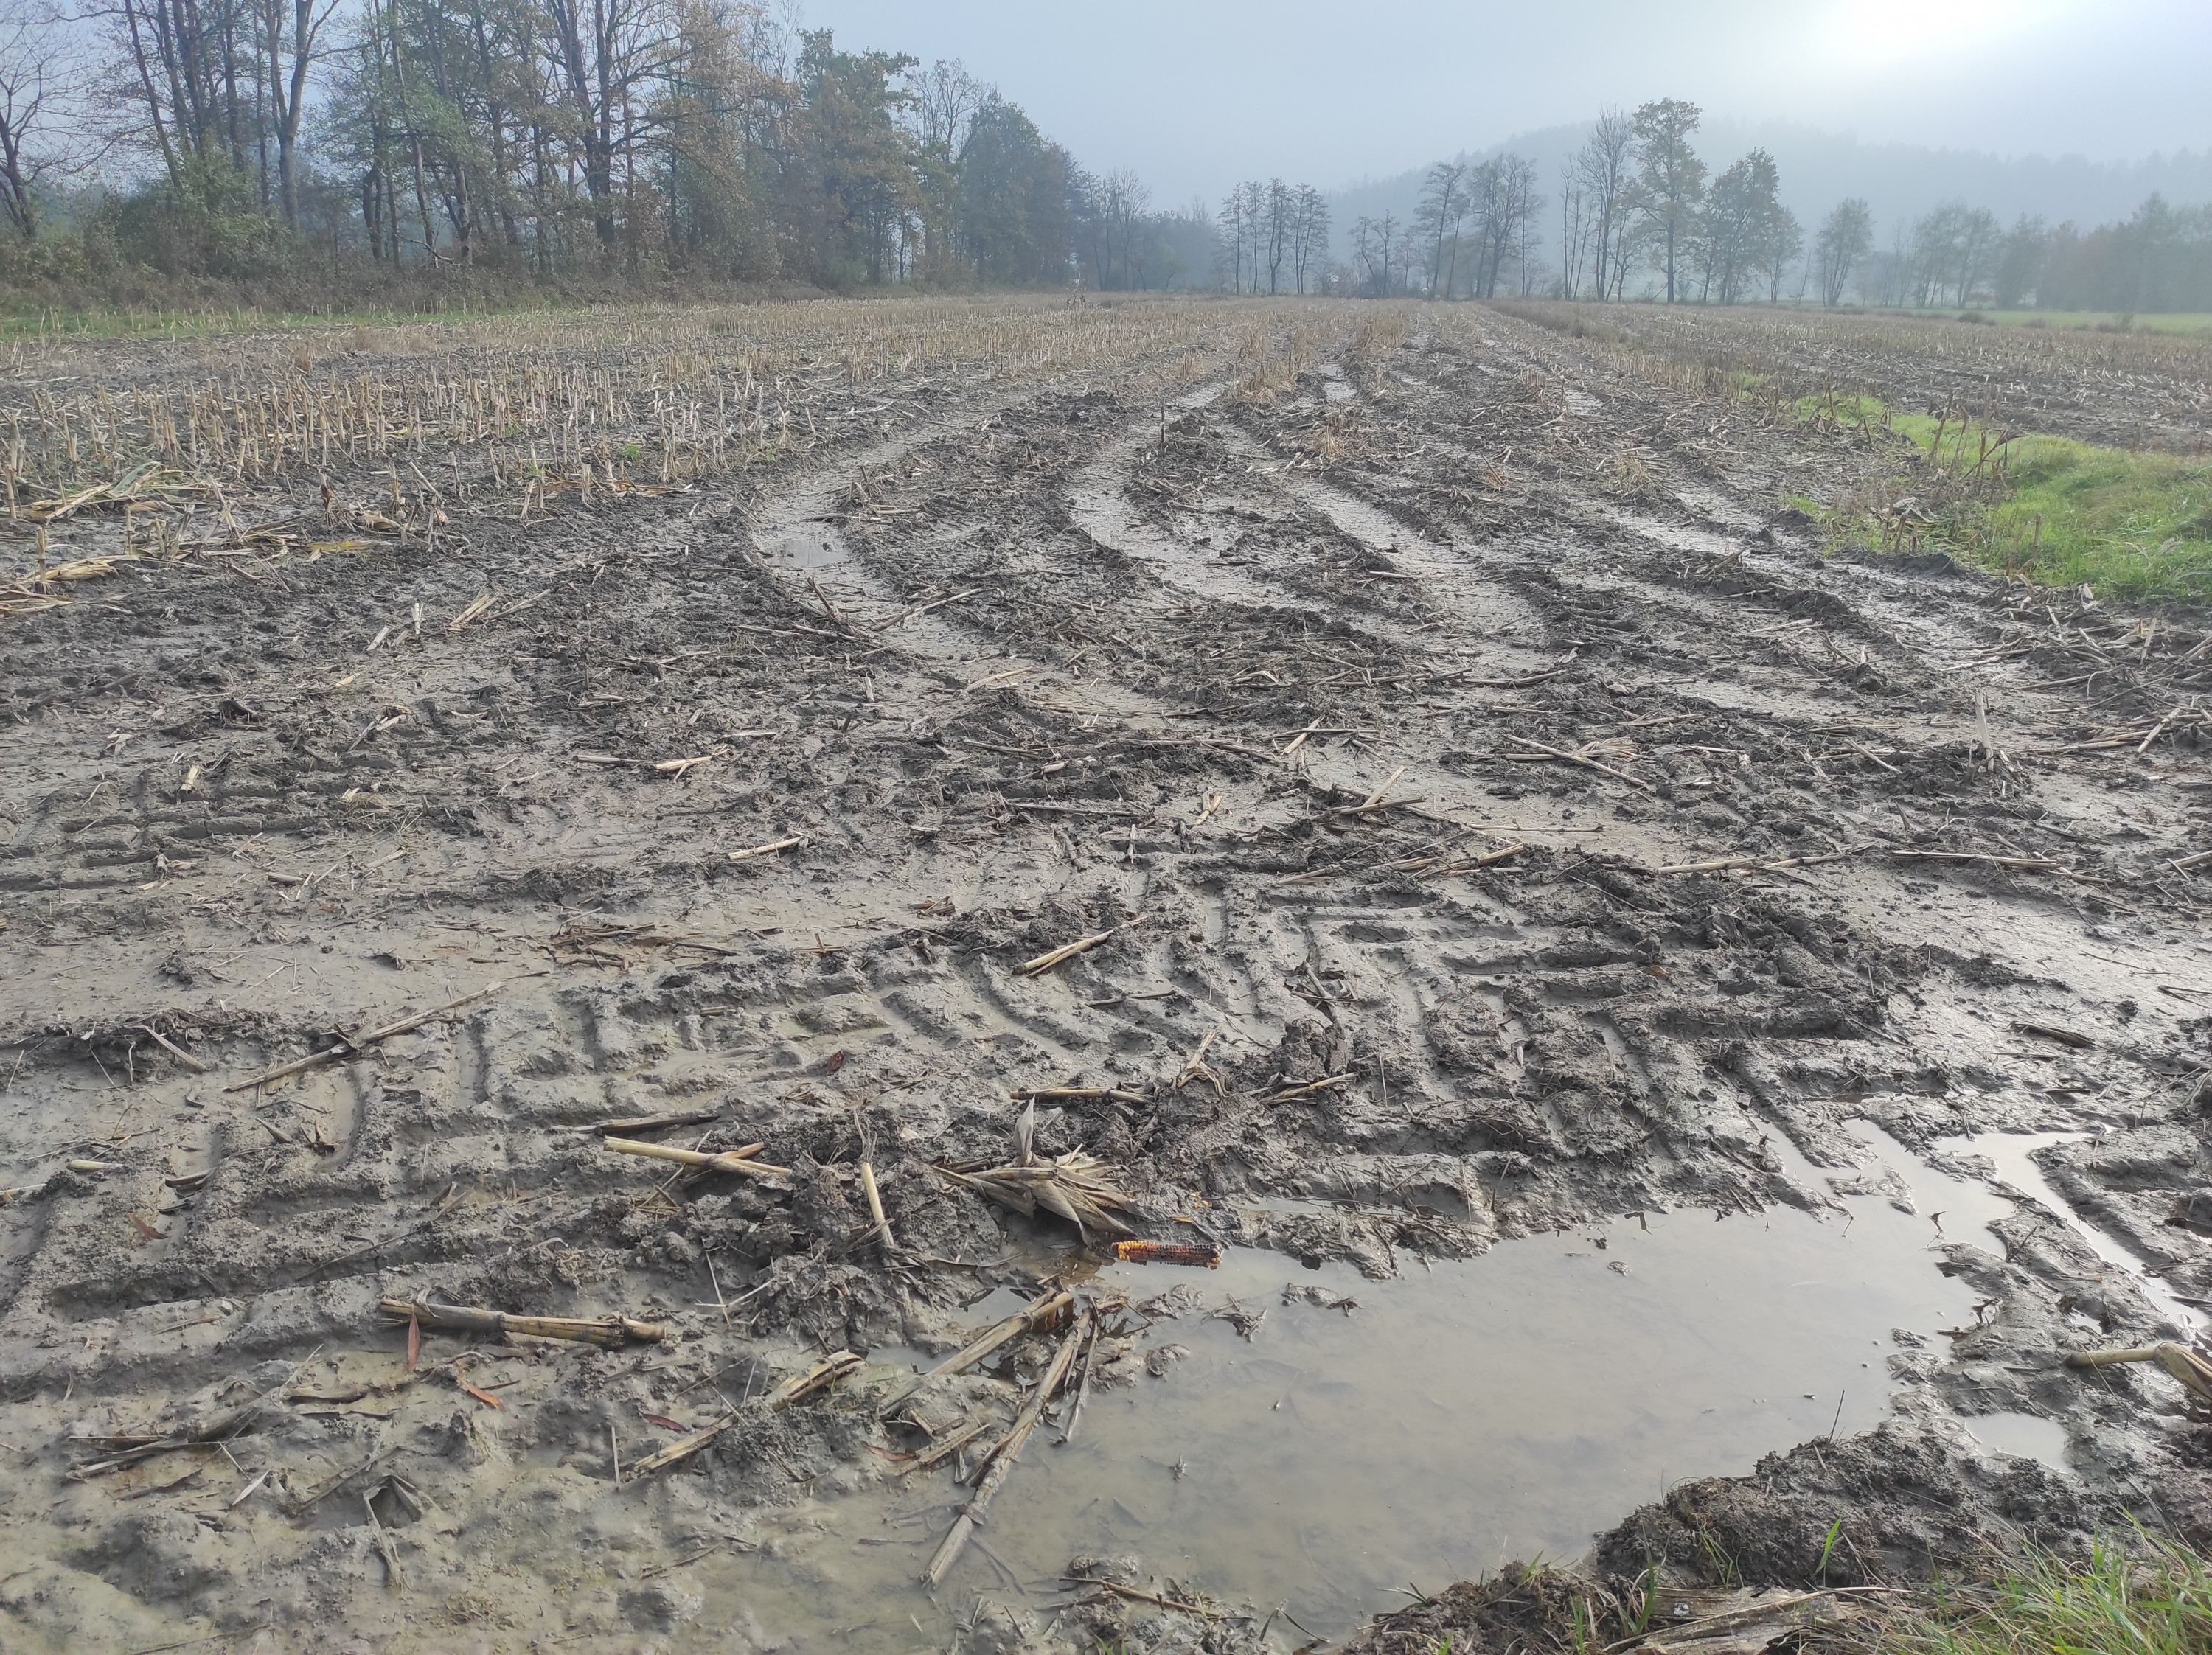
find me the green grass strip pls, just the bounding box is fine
[1878,1536,2212,1655]
[1792,394,2212,601]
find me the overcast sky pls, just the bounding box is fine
[803,0,2212,202]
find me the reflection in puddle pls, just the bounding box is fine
[720,1185,1981,1648]
[760,522,845,568]
[995,1204,1973,1627]
[1851,1120,2198,1334]
[1965,1411,2070,1471]
[1850,1120,2023,1236]
[680,1112,2212,1648]
[1942,1132,2199,1335]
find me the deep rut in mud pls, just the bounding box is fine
[7,301,2212,1653]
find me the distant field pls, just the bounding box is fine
[1499,297,2212,453]
[1759,304,2212,335]
[1500,296,2212,598]
[1952,309,2212,335]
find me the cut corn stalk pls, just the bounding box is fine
[1018,919,1135,976]
[2066,1340,2212,1404]
[922,1309,1089,1587]
[379,1297,668,1347]
[877,1287,1077,1418]
[931,1101,1135,1241]
[26,461,209,523]
[625,1350,862,1480]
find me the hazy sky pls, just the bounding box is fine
[804,0,2212,202]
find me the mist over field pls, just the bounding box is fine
[1330,124,2212,267]
[0,0,2199,310]
[811,0,2212,218]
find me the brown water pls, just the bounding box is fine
[1938,1130,2201,1337]
[681,1182,1983,1648]
[1964,1411,2071,1471]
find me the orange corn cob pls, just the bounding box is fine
[1112,1240,1221,1269]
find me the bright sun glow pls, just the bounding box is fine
[1815,0,2077,69]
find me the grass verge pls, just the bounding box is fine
[1334,1539,2212,1654]
[1863,1536,2212,1655]
[1956,310,2212,336]
[1794,393,2212,601]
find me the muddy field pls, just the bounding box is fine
[7,294,2212,1654]
[1498,297,2212,454]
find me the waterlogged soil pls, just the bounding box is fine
[9,299,2212,1653]
[1498,298,2212,453]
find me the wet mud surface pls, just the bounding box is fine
[1497,298,2212,454]
[8,298,2212,1651]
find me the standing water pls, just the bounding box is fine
[692,1177,1984,1647]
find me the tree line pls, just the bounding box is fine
[0,1,1891,313]
[1551,101,1800,304]
[0,2,2205,313]
[1323,101,1809,307]
[1216,178,1332,295]
[1338,155,1544,300]
[1818,193,2212,314]
[1343,98,2212,315]
[0,0,1208,293]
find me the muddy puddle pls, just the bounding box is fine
[684,1177,2001,1648]
[1831,1118,2197,1331]
[1916,1128,2197,1334]
[1963,1412,2070,1471]
[760,1117,2194,1646]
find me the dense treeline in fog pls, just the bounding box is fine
[1389,102,2212,315]
[0,0,1209,297]
[1846,196,2212,314]
[0,0,2204,313]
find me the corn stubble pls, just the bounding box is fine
[0,296,1315,616]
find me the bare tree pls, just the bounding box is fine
[1216,189,1245,292]
[540,0,686,250]
[102,0,243,194]
[1214,178,1267,292]
[1950,205,2000,305]
[1414,159,1464,298]
[1105,166,1150,288]
[1461,156,1537,298]
[1572,106,1633,300]
[1632,97,1704,303]
[1361,209,1400,296]
[1764,203,1803,304]
[1505,153,1542,295]
[1557,159,1587,299]
[1815,197,1873,307]
[254,0,336,224]
[1391,215,1418,296]
[1289,182,1327,294]
[1879,218,1912,306]
[1262,175,1291,293]
[1604,189,1649,301]
[908,56,981,159]
[1238,178,1263,290]
[0,0,89,236]
[902,57,982,275]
